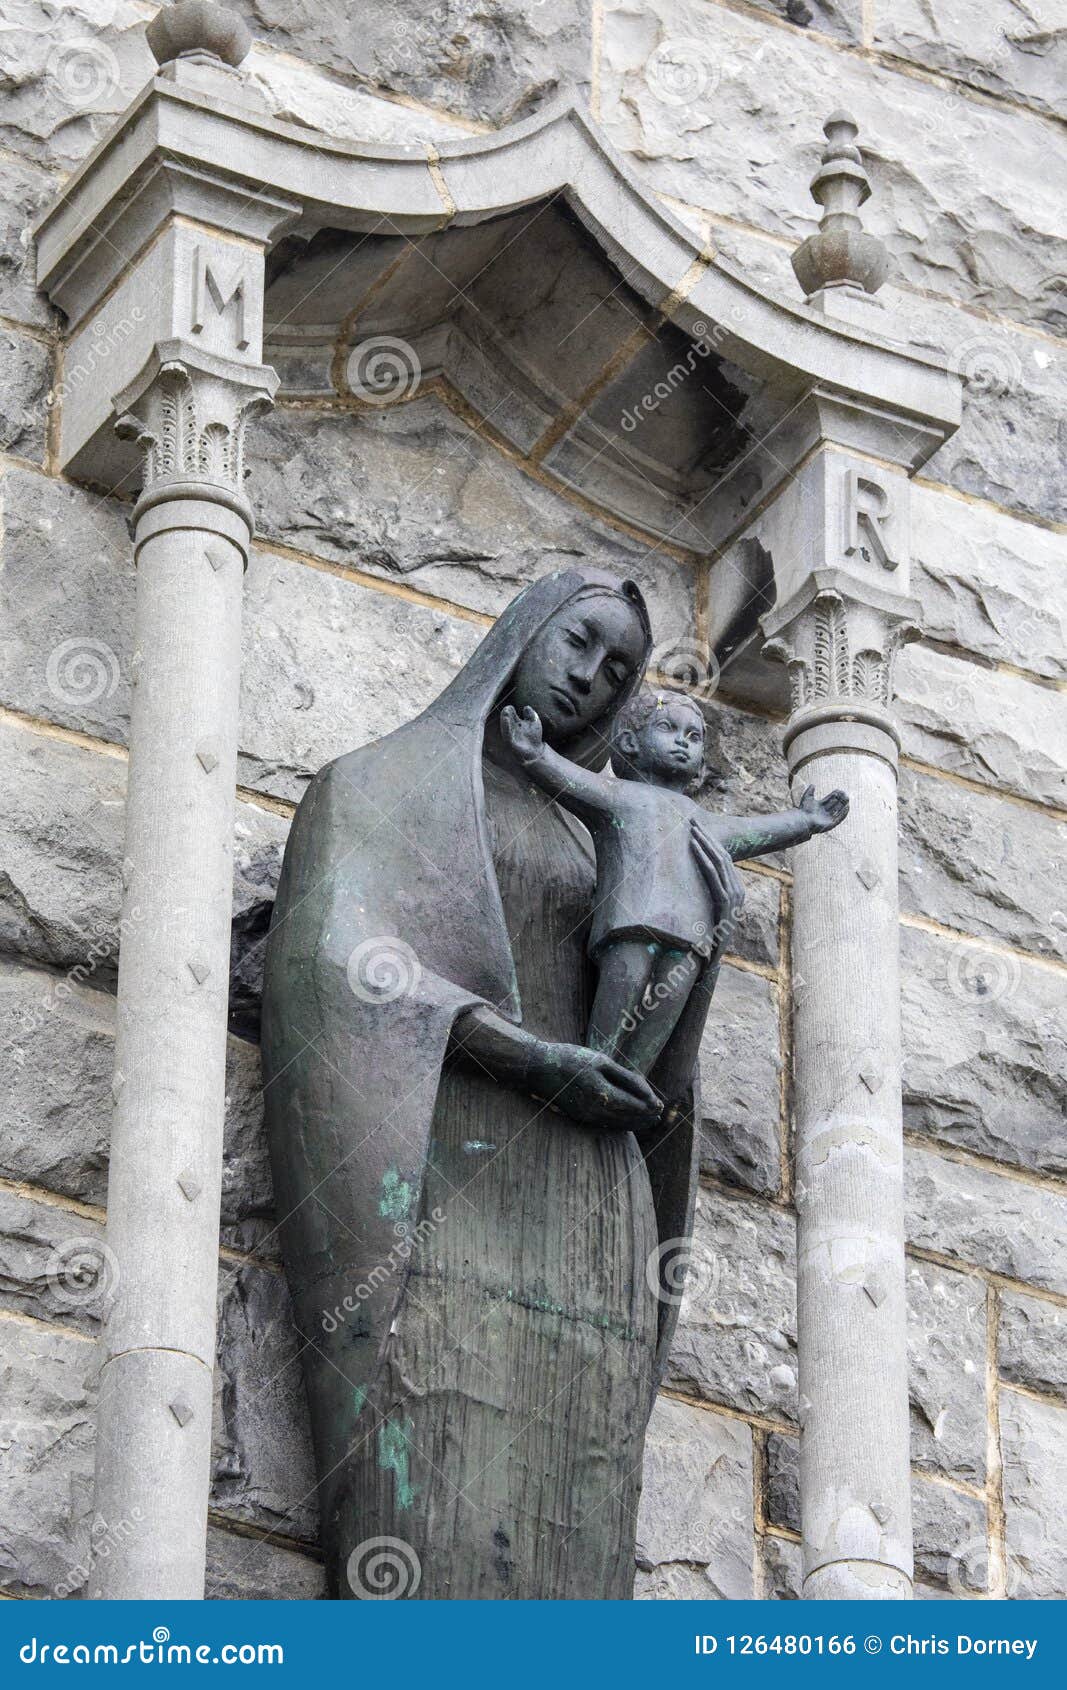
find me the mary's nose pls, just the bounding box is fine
[566,656,595,694]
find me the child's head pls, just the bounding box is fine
[610,689,706,790]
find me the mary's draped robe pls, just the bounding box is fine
[262,571,720,1598]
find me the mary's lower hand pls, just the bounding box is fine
[528,1042,664,1132]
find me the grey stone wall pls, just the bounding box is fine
[0,0,1064,1601]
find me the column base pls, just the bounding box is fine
[804,1559,913,1601]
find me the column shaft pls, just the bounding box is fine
[788,714,912,1599]
[89,489,248,1598]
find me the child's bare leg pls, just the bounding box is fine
[587,939,657,1062]
[620,947,696,1074]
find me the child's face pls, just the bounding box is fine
[631,699,705,787]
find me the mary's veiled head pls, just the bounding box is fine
[500,583,649,761]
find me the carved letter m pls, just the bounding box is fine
[191,249,251,352]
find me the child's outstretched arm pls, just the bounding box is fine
[720,785,849,861]
[499,704,616,823]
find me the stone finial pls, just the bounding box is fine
[791,112,888,301]
[146,1,252,70]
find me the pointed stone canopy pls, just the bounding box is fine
[792,112,889,300]
[34,16,962,717]
[35,74,958,572]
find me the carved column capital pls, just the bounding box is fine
[762,569,920,758]
[113,343,277,564]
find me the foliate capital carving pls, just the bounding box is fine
[114,342,277,504]
[762,570,921,720]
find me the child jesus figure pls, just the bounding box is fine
[500,689,848,1077]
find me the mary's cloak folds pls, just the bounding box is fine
[261,569,712,1479]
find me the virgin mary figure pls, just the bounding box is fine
[261,567,744,1599]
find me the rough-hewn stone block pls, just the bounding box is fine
[898,767,1066,967]
[765,1431,988,1589]
[212,1262,318,1547]
[0,1188,107,1335]
[247,46,463,144]
[746,1,862,45]
[910,486,1067,682]
[730,869,781,972]
[0,959,275,1256]
[901,924,1067,1179]
[0,156,57,331]
[906,1147,1067,1297]
[247,396,698,644]
[600,0,1066,336]
[0,1196,314,1582]
[706,218,1067,528]
[239,547,484,802]
[668,1188,797,1423]
[698,963,782,1198]
[0,0,153,169]
[905,1257,987,1487]
[998,1292,1067,1407]
[1,961,114,1205]
[896,643,1066,810]
[635,1394,753,1598]
[1000,1387,1067,1599]
[0,1317,94,1598]
[232,0,591,126]
[760,1530,801,1599]
[0,326,50,465]
[909,1474,989,1595]
[0,715,288,1032]
[872,0,1067,121]
[205,1526,325,1600]
[0,467,133,744]
[763,1258,986,1495]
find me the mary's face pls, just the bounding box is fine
[508,592,646,746]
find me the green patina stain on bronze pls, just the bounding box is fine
[378,1416,416,1510]
[502,1286,635,1342]
[378,1165,413,1220]
[352,1385,367,1418]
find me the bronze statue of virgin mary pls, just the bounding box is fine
[261,568,744,1599]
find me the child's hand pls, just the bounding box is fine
[500,704,545,765]
[799,785,849,833]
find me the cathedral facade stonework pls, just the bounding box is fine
[0,0,1064,1602]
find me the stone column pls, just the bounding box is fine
[88,348,275,1600]
[764,573,920,1600]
